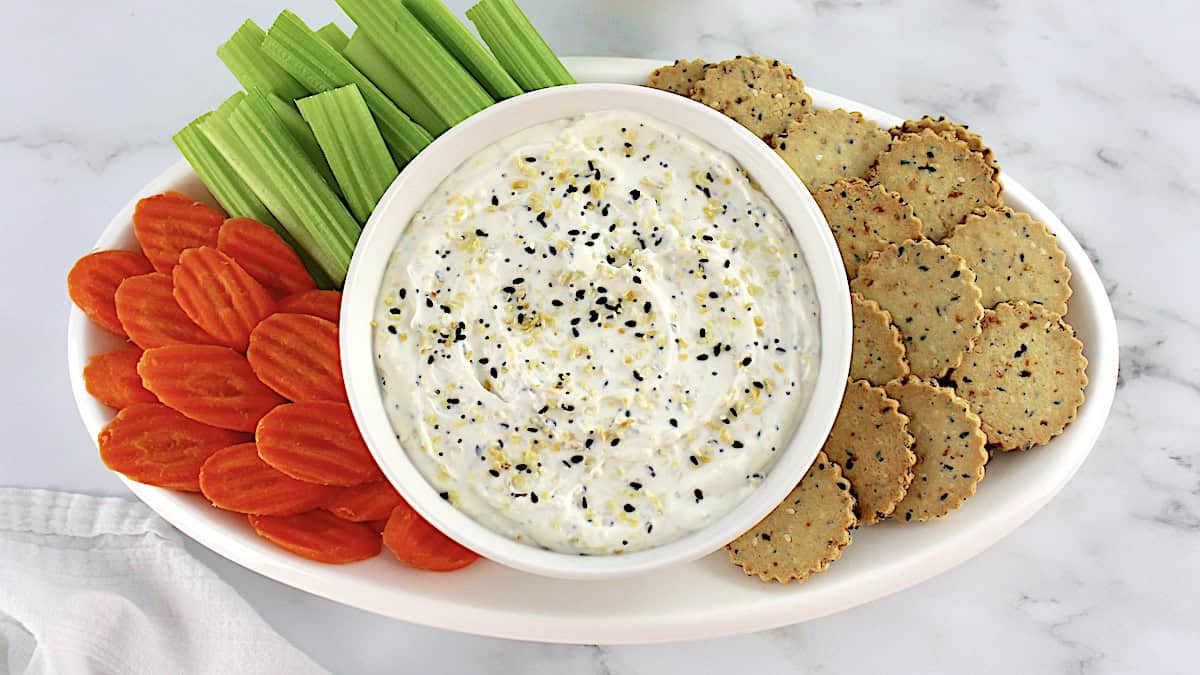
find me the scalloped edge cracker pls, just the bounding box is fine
[893,115,1000,175]
[850,239,984,379]
[885,377,988,522]
[815,178,924,279]
[693,56,812,140]
[869,129,1003,241]
[951,302,1087,451]
[850,293,909,385]
[945,206,1072,315]
[727,451,855,583]
[771,109,891,189]
[820,379,915,524]
[646,59,711,97]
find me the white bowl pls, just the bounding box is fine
[340,83,852,580]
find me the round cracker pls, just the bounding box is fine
[771,109,892,189]
[850,292,909,385]
[814,178,924,278]
[885,377,987,522]
[820,379,914,525]
[646,59,710,97]
[892,115,1000,175]
[726,451,855,583]
[869,128,1002,241]
[693,56,812,140]
[850,239,984,379]
[950,302,1087,451]
[944,206,1072,316]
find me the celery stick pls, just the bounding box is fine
[336,0,494,128]
[404,0,522,100]
[174,115,334,289]
[217,20,309,102]
[298,85,398,224]
[466,0,573,90]
[316,22,350,51]
[265,92,341,194]
[262,10,432,166]
[343,30,448,135]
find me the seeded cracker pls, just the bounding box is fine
[850,239,984,379]
[893,115,1000,175]
[951,302,1087,451]
[693,56,812,140]
[814,178,924,278]
[850,293,909,385]
[727,451,855,583]
[885,377,987,522]
[771,109,892,189]
[646,59,710,97]
[869,128,1002,241]
[820,380,915,524]
[944,206,1072,315]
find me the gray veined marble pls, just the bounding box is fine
[2,0,1197,673]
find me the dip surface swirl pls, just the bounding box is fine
[374,110,819,554]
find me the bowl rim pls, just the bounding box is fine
[339,82,852,580]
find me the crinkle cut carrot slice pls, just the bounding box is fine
[133,191,224,272]
[217,218,316,297]
[277,290,342,324]
[68,250,155,336]
[137,344,285,432]
[324,481,404,522]
[115,272,219,349]
[383,500,478,572]
[248,313,346,403]
[256,402,383,486]
[199,443,336,515]
[84,347,157,409]
[98,403,249,491]
[248,511,381,564]
[173,247,276,352]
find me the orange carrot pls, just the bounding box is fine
[217,218,316,297]
[277,290,342,324]
[172,247,276,352]
[383,500,478,572]
[324,481,404,522]
[247,313,346,402]
[199,443,336,515]
[132,192,224,272]
[366,518,389,534]
[248,511,381,564]
[256,402,382,486]
[115,272,218,349]
[84,347,157,409]
[68,250,155,336]
[137,345,285,432]
[98,403,249,491]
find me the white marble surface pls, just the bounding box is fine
[3,0,1198,672]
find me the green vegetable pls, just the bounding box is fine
[262,10,433,166]
[342,30,447,136]
[404,0,522,100]
[298,85,398,224]
[217,20,309,102]
[315,22,350,51]
[466,0,573,90]
[266,93,341,195]
[336,0,494,129]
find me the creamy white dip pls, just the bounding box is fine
[373,110,819,554]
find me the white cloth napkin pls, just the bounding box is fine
[0,487,327,675]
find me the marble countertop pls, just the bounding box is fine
[4,0,1197,672]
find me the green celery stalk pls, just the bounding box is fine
[315,22,350,51]
[174,114,334,289]
[265,92,341,194]
[336,0,494,128]
[343,30,448,135]
[298,85,398,224]
[466,0,574,90]
[262,10,432,166]
[217,20,309,102]
[404,0,522,100]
